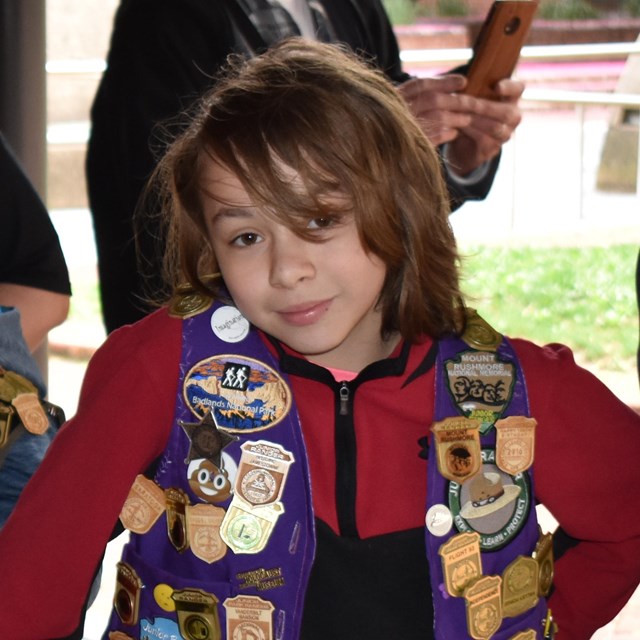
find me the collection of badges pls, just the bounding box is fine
[115,306,297,639]
[427,312,556,639]
[108,567,276,640]
[113,302,556,639]
[117,430,294,638]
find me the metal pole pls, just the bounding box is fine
[0,0,49,383]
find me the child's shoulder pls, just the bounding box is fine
[97,306,183,361]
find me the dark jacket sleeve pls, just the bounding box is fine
[86,0,238,330]
[0,133,71,295]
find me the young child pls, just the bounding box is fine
[0,39,638,640]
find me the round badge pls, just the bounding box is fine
[154,583,176,612]
[211,306,250,343]
[449,450,531,551]
[426,504,453,537]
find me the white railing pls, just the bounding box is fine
[399,41,640,66]
[400,41,640,228]
[46,43,640,231]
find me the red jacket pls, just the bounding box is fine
[0,308,638,638]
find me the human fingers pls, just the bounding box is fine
[493,78,526,103]
[399,74,469,116]
[399,74,467,101]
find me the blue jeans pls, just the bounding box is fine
[0,423,56,527]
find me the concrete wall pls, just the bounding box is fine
[46,0,118,210]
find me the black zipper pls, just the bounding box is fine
[335,380,358,537]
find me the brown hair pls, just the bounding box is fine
[155,38,463,341]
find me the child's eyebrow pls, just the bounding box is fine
[209,206,256,226]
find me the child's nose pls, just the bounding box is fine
[268,235,315,288]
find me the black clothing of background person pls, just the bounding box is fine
[87,0,501,333]
[0,132,71,297]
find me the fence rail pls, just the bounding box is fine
[399,41,640,66]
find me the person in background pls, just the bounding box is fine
[1,40,638,639]
[87,0,525,333]
[0,131,70,525]
[0,132,70,351]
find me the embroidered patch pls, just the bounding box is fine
[183,355,292,433]
[445,350,516,433]
[449,449,531,551]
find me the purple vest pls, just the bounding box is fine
[103,304,552,640]
[426,317,552,639]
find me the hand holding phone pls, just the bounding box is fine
[463,0,538,99]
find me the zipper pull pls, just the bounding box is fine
[339,382,350,416]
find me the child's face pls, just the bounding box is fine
[202,159,392,371]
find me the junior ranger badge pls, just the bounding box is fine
[186,503,227,564]
[432,417,482,483]
[439,532,483,597]
[173,588,221,640]
[501,555,539,618]
[220,440,293,554]
[509,631,537,640]
[464,575,503,640]
[224,595,275,640]
[166,487,190,553]
[119,474,165,534]
[495,417,537,475]
[533,531,555,597]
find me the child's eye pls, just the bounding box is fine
[231,232,262,247]
[307,216,337,230]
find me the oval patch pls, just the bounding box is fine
[183,355,292,433]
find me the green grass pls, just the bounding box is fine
[460,245,638,371]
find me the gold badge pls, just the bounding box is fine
[439,532,483,597]
[533,531,554,597]
[236,441,294,507]
[501,556,539,618]
[0,404,14,447]
[464,575,503,640]
[186,503,227,564]
[462,308,502,351]
[12,393,49,434]
[166,487,190,552]
[119,475,166,534]
[168,282,213,319]
[224,595,275,640]
[432,417,482,483]
[114,562,142,626]
[173,588,221,640]
[495,416,537,475]
[220,499,284,554]
[509,631,537,640]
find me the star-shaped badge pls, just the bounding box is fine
[180,410,237,466]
